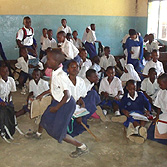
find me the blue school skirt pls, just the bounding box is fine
[68,90,101,137]
[84,42,97,59]
[123,110,145,127]
[40,97,76,143]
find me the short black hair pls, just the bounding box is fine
[158,73,167,82]
[144,52,151,58]
[47,29,52,32]
[104,46,110,50]
[148,67,157,74]
[106,66,115,71]
[57,31,66,37]
[79,48,86,54]
[126,79,136,87]
[67,60,78,69]
[61,18,67,22]
[66,33,72,37]
[72,30,78,34]
[129,29,136,36]
[86,69,96,78]
[43,28,47,31]
[23,16,31,20]
[152,49,158,54]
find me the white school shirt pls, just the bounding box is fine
[99,76,123,97]
[141,78,159,101]
[145,41,159,53]
[15,55,44,73]
[86,30,96,44]
[78,59,92,79]
[90,63,102,79]
[99,54,117,70]
[84,78,94,93]
[72,38,82,49]
[40,35,48,45]
[82,26,91,43]
[56,25,72,34]
[154,89,167,134]
[29,78,50,98]
[0,77,16,102]
[16,26,34,46]
[142,60,164,76]
[51,67,71,102]
[154,89,167,113]
[61,39,79,60]
[42,37,57,51]
[68,76,87,101]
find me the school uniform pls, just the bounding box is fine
[15,55,44,84]
[41,37,57,51]
[84,78,94,93]
[120,64,141,82]
[145,41,159,53]
[99,55,117,70]
[141,78,159,101]
[154,89,167,134]
[60,39,80,72]
[82,26,91,43]
[142,60,164,76]
[125,35,143,72]
[68,76,101,137]
[72,38,82,49]
[57,25,72,34]
[40,35,47,45]
[120,91,151,127]
[142,57,149,66]
[40,67,76,143]
[0,77,16,102]
[16,26,34,46]
[85,30,97,59]
[78,59,92,79]
[29,79,49,98]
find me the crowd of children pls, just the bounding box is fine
[0,16,167,158]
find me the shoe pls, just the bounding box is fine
[25,131,41,139]
[111,115,127,123]
[126,123,135,138]
[69,144,89,158]
[128,134,145,144]
[96,106,110,122]
[139,127,147,140]
[115,110,121,116]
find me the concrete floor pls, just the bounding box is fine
[0,90,167,167]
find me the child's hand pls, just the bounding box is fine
[144,110,150,117]
[124,110,130,117]
[76,117,82,124]
[114,95,120,101]
[153,115,159,124]
[36,94,43,101]
[130,51,134,54]
[50,106,59,113]
[0,102,6,106]
[103,92,109,98]
[28,64,35,68]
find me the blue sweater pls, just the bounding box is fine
[120,92,151,113]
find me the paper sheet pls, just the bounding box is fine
[130,112,149,122]
[131,46,140,59]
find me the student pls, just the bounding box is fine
[66,33,73,43]
[78,48,92,79]
[120,80,151,143]
[145,34,159,53]
[82,26,90,44]
[85,24,100,59]
[16,69,50,117]
[56,18,72,34]
[90,56,103,79]
[143,50,164,77]
[99,46,117,70]
[147,73,167,144]
[0,66,17,141]
[16,16,37,57]
[39,49,88,158]
[143,52,151,66]
[15,47,43,92]
[125,29,143,72]
[72,30,82,49]
[39,28,48,59]
[120,64,141,87]
[57,31,80,72]
[99,66,124,116]
[141,68,159,104]
[41,29,57,51]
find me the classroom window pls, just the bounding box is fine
[147,0,167,41]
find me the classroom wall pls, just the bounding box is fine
[0,0,148,60]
